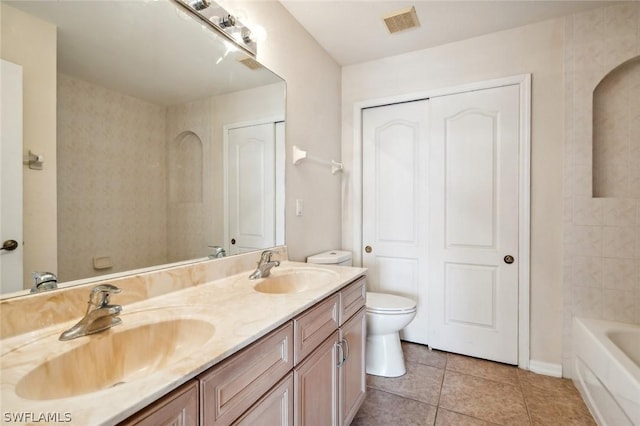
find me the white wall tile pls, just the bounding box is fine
[573,286,602,318]
[573,197,604,225]
[573,256,603,288]
[604,198,637,226]
[573,225,603,256]
[603,226,637,258]
[602,257,637,290]
[602,289,638,322]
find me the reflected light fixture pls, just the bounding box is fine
[178,0,258,56]
[188,0,210,12]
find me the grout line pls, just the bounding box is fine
[516,367,534,425]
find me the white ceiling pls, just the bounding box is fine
[281,0,624,66]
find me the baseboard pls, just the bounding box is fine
[529,360,563,377]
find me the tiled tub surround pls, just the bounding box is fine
[563,2,640,375]
[0,248,366,425]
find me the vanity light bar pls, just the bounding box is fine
[173,0,257,57]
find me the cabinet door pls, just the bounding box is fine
[340,308,366,426]
[119,380,198,426]
[234,374,294,426]
[294,331,340,425]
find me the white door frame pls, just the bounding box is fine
[223,116,285,254]
[351,74,531,369]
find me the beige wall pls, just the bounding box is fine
[341,19,565,365]
[223,1,343,261]
[1,4,57,289]
[563,3,639,376]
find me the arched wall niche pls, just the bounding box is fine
[592,55,640,198]
[168,130,204,203]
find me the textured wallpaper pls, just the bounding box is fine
[57,73,168,281]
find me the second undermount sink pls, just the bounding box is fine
[253,267,339,294]
[15,318,214,400]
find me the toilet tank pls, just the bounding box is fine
[306,250,352,266]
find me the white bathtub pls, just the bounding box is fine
[573,318,640,426]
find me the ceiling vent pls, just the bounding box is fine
[383,6,420,34]
[238,57,262,70]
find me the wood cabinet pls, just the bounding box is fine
[339,307,366,426]
[233,374,294,426]
[120,276,366,426]
[119,380,199,426]
[200,323,293,426]
[293,277,367,426]
[294,330,341,425]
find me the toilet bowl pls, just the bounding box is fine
[366,292,417,377]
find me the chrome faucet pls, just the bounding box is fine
[30,272,58,293]
[208,245,226,259]
[59,284,122,341]
[248,250,280,279]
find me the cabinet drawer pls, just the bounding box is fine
[294,293,339,365]
[233,373,294,426]
[340,277,366,325]
[119,380,198,426]
[200,323,294,426]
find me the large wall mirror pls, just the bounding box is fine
[0,0,285,298]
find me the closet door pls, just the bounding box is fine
[428,85,520,364]
[362,100,429,344]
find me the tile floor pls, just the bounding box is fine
[352,342,596,426]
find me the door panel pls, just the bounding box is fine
[227,123,275,254]
[362,101,428,344]
[0,60,24,293]
[428,85,520,364]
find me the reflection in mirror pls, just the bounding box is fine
[0,0,285,298]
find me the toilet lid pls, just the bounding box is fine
[366,292,416,313]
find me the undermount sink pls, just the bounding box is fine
[15,318,214,400]
[253,268,339,294]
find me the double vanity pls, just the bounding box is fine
[0,248,367,425]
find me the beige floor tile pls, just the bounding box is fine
[367,361,444,405]
[522,382,596,426]
[351,388,437,426]
[402,342,448,369]
[435,408,498,426]
[446,353,520,386]
[517,369,577,394]
[439,370,530,425]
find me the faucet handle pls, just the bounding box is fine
[259,250,275,263]
[90,284,121,307]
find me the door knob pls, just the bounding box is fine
[231,238,236,245]
[1,240,18,251]
[364,246,372,253]
[504,255,515,264]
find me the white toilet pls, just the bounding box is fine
[306,250,417,378]
[365,292,416,377]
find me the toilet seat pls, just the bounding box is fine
[366,292,416,314]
